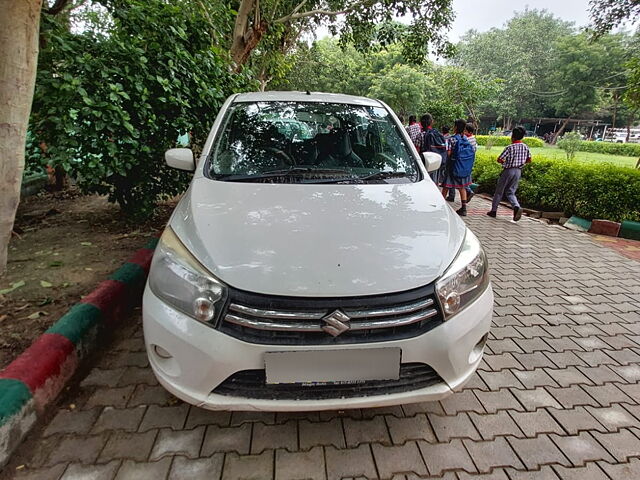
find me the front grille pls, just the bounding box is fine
[216,284,444,345]
[212,363,443,400]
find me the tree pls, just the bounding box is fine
[454,9,573,126]
[30,0,249,217]
[588,0,640,38]
[550,33,625,142]
[0,0,44,275]
[229,0,455,68]
[368,64,433,117]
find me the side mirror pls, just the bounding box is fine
[165,148,195,172]
[422,151,442,172]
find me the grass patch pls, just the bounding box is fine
[482,146,638,168]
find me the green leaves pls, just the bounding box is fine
[29,0,249,219]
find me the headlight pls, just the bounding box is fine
[436,229,489,319]
[148,227,226,323]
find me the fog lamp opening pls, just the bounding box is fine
[468,333,488,364]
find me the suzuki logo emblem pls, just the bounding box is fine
[322,310,351,337]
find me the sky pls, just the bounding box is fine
[447,0,591,41]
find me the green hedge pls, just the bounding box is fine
[577,141,640,157]
[472,151,640,222]
[476,135,544,148]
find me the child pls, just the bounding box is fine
[441,119,475,216]
[447,122,477,202]
[487,125,532,221]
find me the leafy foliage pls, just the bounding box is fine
[588,0,640,38]
[576,140,640,157]
[557,132,583,160]
[473,151,640,222]
[475,136,544,148]
[30,0,250,217]
[368,64,433,116]
[454,9,573,122]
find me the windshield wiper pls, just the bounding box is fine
[213,167,356,182]
[359,171,410,181]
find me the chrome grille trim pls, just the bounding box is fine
[224,301,438,333]
[228,303,325,320]
[344,298,434,318]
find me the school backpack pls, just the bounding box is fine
[421,128,448,168]
[452,134,475,178]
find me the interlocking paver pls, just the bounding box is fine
[511,387,562,411]
[385,413,435,444]
[508,435,571,469]
[464,436,524,473]
[275,447,325,480]
[371,442,428,478]
[201,423,252,455]
[554,431,616,467]
[417,439,476,476]
[114,458,172,480]
[343,416,391,447]
[546,385,600,408]
[149,426,205,460]
[86,386,135,409]
[61,461,121,480]
[543,367,592,387]
[251,421,297,454]
[222,451,274,480]
[168,454,225,480]
[580,383,634,406]
[43,408,101,437]
[508,409,563,437]
[44,434,108,466]
[92,406,146,433]
[591,428,640,462]
[428,412,480,442]
[126,384,174,407]
[468,411,522,440]
[474,389,524,413]
[137,404,189,432]
[439,390,485,415]
[597,458,640,479]
[547,407,604,435]
[550,462,609,480]
[299,418,346,449]
[585,404,639,431]
[504,465,560,479]
[14,464,68,480]
[184,406,231,428]
[98,430,158,462]
[325,444,377,480]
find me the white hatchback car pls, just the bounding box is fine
[143,91,493,411]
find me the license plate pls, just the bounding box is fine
[264,348,401,385]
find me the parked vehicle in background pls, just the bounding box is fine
[603,127,640,144]
[143,91,493,411]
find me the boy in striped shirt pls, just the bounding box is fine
[487,126,532,221]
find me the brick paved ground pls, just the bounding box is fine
[4,197,640,480]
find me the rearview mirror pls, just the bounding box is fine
[422,152,442,173]
[165,148,195,172]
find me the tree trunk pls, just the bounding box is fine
[230,0,268,69]
[551,117,571,145]
[612,91,618,129]
[0,0,43,275]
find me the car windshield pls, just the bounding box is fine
[207,101,419,183]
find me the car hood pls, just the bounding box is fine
[169,178,466,297]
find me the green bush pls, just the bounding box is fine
[577,141,640,157]
[476,135,544,148]
[473,151,640,222]
[557,132,582,160]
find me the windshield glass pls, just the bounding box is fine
[207,101,419,183]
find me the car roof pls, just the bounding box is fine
[233,91,384,107]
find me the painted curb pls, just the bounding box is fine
[564,216,592,232]
[0,237,158,467]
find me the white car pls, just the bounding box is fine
[143,91,493,411]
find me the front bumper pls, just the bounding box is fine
[142,284,493,411]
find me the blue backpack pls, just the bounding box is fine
[452,134,475,177]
